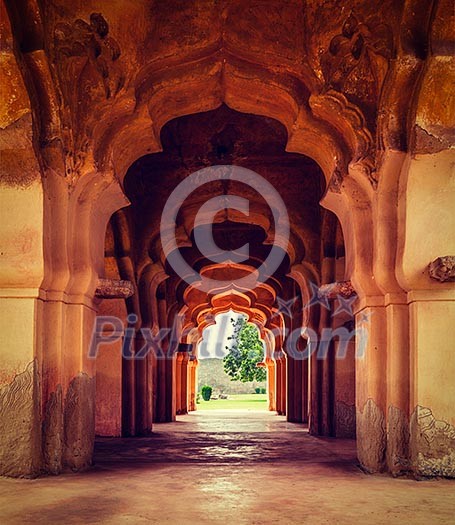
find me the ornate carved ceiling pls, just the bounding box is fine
[122,106,317,335]
[2,0,451,330]
[4,0,442,192]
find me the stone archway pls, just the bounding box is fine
[1,0,453,480]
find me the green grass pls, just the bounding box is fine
[197,393,268,410]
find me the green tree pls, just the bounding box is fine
[223,317,267,382]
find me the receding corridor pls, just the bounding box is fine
[1,410,454,525]
[1,3,454,524]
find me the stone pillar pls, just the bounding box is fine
[396,153,455,477]
[187,359,194,411]
[150,344,158,422]
[355,301,387,473]
[395,29,455,477]
[281,352,287,416]
[266,358,276,411]
[286,355,304,423]
[109,214,140,437]
[302,350,309,424]
[0,16,44,477]
[274,350,285,415]
[294,357,303,423]
[408,292,455,478]
[286,356,296,421]
[121,338,136,436]
[155,295,168,422]
[175,352,183,415]
[95,298,125,437]
[317,256,336,436]
[180,351,189,414]
[0,179,43,477]
[323,278,356,439]
[385,299,409,475]
[61,302,98,472]
[134,330,152,435]
[164,353,176,422]
[308,334,319,435]
[332,322,356,439]
[188,356,198,411]
[274,352,281,414]
[165,327,177,423]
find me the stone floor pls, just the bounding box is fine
[1,410,454,524]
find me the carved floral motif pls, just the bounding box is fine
[428,256,455,282]
[319,280,356,299]
[54,13,123,100]
[319,12,394,189]
[95,278,134,299]
[51,12,125,181]
[321,12,393,97]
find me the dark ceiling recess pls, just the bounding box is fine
[124,104,327,277]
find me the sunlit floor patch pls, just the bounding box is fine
[1,410,454,525]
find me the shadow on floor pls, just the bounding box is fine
[94,410,357,471]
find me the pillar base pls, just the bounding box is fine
[410,406,455,479]
[356,398,386,473]
[63,373,95,472]
[0,360,41,477]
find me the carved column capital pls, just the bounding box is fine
[428,257,455,282]
[95,278,134,298]
[319,280,356,299]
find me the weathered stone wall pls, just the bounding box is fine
[356,398,387,473]
[63,373,95,471]
[94,298,125,437]
[0,0,453,479]
[410,406,455,478]
[0,360,41,477]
